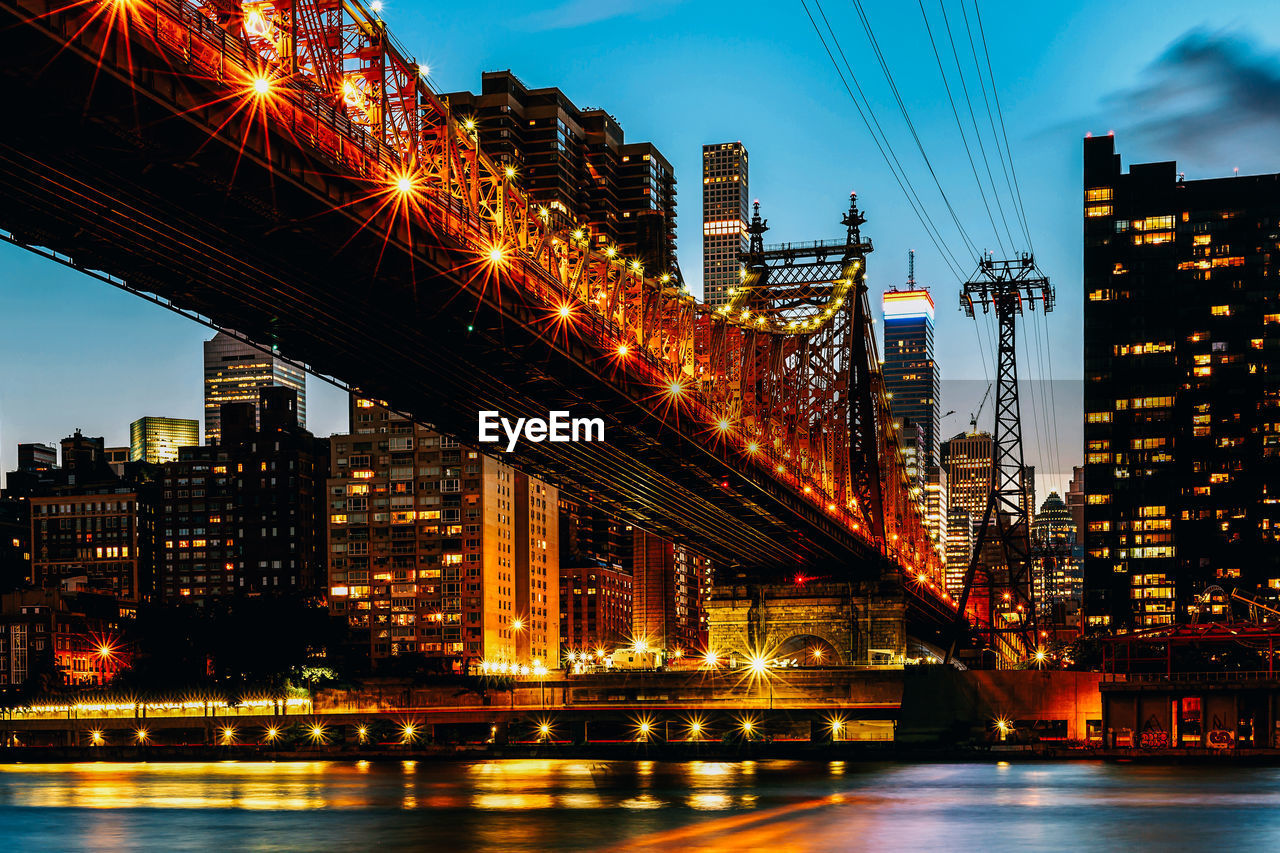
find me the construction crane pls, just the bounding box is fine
[969,383,992,433]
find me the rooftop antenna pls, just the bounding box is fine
[907,249,916,289]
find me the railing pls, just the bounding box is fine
[1102,670,1280,684]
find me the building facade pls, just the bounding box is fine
[882,287,941,469]
[632,530,708,655]
[1031,492,1083,629]
[130,416,199,464]
[203,331,306,446]
[702,141,749,310]
[558,563,633,655]
[1083,135,1280,628]
[0,587,128,689]
[327,399,558,672]
[30,487,154,602]
[441,71,677,272]
[158,388,328,604]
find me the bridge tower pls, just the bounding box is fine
[949,255,1054,666]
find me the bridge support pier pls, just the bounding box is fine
[706,573,906,666]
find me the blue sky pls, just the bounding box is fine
[3,0,1279,498]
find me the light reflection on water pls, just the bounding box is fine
[2,760,1280,851]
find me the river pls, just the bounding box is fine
[0,759,1276,850]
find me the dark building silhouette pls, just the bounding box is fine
[1083,134,1280,628]
[158,387,329,604]
[442,71,678,273]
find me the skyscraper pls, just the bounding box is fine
[129,416,199,464]
[327,398,558,672]
[203,332,306,446]
[882,285,940,467]
[1083,135,1280,628]
[441,71,677,272]
[1031,492,1083,629]
[883,280,943,555]
[702,142,749,310]
[632,530,709,655]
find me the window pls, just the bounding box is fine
[1085,187,1113,202]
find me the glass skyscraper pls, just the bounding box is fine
[129,416,199,464]
[203,331,306,445]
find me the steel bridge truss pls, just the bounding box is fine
[8,0,947,595]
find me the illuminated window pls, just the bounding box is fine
[1210,305,1231,316]
[1087,412,1113,424]
[1085,187,1113,202]
[1085,205,1113,218]
[1087,494,1111,505]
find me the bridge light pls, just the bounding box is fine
[401,723,418,743]
[484,244,507,266]
[616,343,630,357]
[252,76,271,96]
[504,165,516,179]
[309,724,327,743]
[829,717,844,734]
[746,441,759,454]
[688,720,703,737]
[417,63,430,78]
[463,118,476,131]
[665,380,685,398]
[661,273,671,283]
[557,303,573,320]
[703,649,719,667]
[371,0,382,11]
[747,654,770,676]
[810,646,825,662]
[716,418,731,433]
[89,730,104,746]
[605,247,617,258]
[739,719,755,735]
[394,175,414,195]
[357,725,369,743]
[538,722,552,739]
[264,726,281,743]
[220,726,236,745]
[572,229,584,240]
[916,572,928,584]
[134,728,149,744]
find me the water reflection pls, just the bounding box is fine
[3,760,1280,851]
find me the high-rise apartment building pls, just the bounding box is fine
[1083,135,1280,628]
[941,432,994,520]
[442,71,677,272]
[559,564,633,654]
[158,388,328,604]
[30,487,155,602]
[702,142,749,310]
[130,417,199,464]
[203,331,306,446]
[632,530,708,654]
[327,398,558,672]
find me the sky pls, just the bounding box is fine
[3,0,1280,500]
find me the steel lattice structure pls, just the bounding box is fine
[950,255,1054,664]
[2,0,952,610]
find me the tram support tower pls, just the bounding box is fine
[947,255,1053,666]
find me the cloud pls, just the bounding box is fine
[514,0,685,32]
[1102,28,1280,168]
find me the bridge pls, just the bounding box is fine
[0,0,992,658]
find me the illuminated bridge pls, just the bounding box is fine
[0,0,984,655]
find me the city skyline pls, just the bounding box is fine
[3,2,1277,500]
